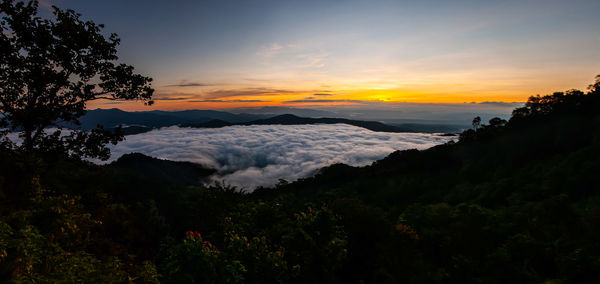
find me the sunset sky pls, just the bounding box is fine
[43,0,600,110]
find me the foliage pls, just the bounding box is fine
[0,181,160,282]
[161,231,246,284]
[0,0,153,160]
[159,203,347,283]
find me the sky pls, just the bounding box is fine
[40,0,600,111]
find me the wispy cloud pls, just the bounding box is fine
[295,50,329,68]
[243,78,278,82]
[257,43,283,57]
[313,93,333,96]
[256,42,330,70]
[476,101,525,107]
[152,97,190,101]
[202,88,296,99]
[283,99,368,104]
[165,81,214,87]
[189,99,269,103]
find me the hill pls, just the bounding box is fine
[253,87,600,282]
[107,153,216,187]
[69,108,270,130]
[228,106,338,118]
[241,114,412,132]
[182,114,414,133]
[69,109,458,135]
[1,79,600,282]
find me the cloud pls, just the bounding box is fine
[257,43,283,57]
[283,99,368,104]
[202,88,296,99]
[152,97,190,101]
[477,101,525,107]
[165,82,213,87]
[295,50,329,68]
[188,99,269,103]
[256,43,329,69]
[313,93,333,96]
[103,125,452,190]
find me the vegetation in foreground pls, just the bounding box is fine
[2,0,600,282]
[1,78,600,282]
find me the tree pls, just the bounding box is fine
[488,117,506,128]
[0,0,153,160]
[471,116,481,130]
[589,75,600,95]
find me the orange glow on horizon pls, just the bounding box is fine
[85,68,599,111]
[87,87,532,111]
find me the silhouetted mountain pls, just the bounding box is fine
[119,125,154,135]
[238,114,413,132]
[229,106,338,117]
[180,114,413,132]
[76,110,417,134]
[69,108,270,130]
[108,153,216,187]
[249,88,600,282]
[181,119,233,128]
[387,122,465,133]
[69,109,464,135]
[75,108,186,129]
[147,110,268,123]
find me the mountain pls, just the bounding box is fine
[388,122,466,133]
[180,114,414,133]
[75,108,186,129]
[181,119,233,128]
[146,110,269,123]
[71,108,270,130]
[107,152,216,187]
[249,90,600,282]
[228,106,339,117]
[241,114,413,132]
[72,108,463,134]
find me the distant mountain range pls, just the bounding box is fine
[182,114,413,133]
[72,108,270,129]
[67,108,463,135]
[228,106,338,118]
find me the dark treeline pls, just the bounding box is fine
[1,77,600,282]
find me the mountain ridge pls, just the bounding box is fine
[181,113,416,133]
[69,108,464,134]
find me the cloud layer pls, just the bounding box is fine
[104,125,452,190]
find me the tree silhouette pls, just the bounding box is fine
[589,75,600,95]
[488,117,506,128]
[0,0,153,160]
[472,116,481,130]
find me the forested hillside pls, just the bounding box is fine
[1,79,600,282]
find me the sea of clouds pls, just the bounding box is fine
[103,124,453,190]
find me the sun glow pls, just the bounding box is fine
[87,86,535,111]
[87,71,596,111]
